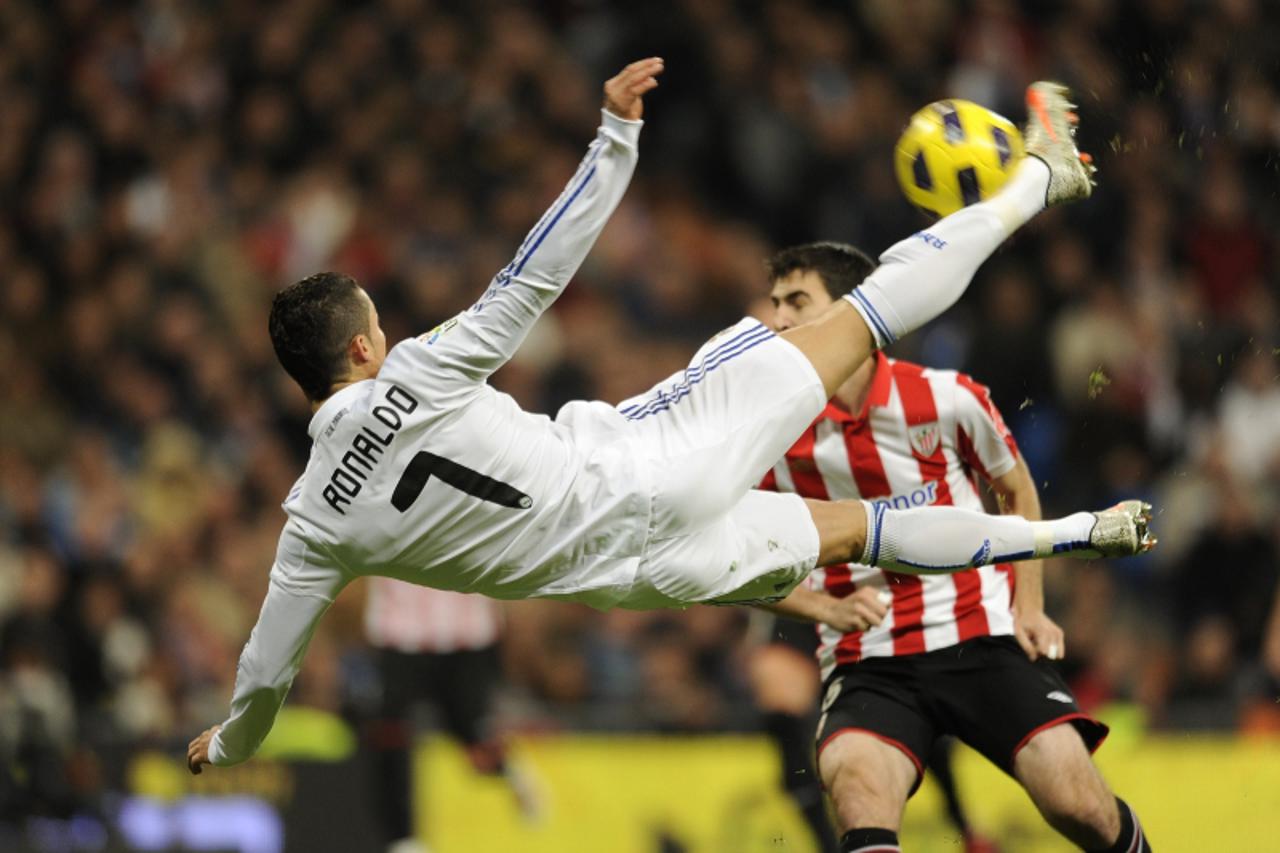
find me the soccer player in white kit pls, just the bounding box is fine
[188,60,1154,773]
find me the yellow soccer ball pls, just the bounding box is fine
[894,99,1026,218]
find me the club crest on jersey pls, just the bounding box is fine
[908,422,941,457]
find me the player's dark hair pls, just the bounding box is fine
[766,241,878,299]
[268,272,371,402]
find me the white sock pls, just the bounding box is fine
[860,500,1096,574]
[845,157,1051,348]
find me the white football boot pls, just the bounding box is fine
[1024,81,1097,206]
[1081,500,1157,558]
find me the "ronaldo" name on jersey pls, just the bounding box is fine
[322,385,420,515]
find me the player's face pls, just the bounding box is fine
[769,270,836,332]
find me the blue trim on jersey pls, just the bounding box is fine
[623,327,773,420]
[621,325,775,421]
[512,162,601,277]
[502,143,604,281]
[619,323,772,416]
[470,148,604,315]
[849,288,897,346]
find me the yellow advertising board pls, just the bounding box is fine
[418,733,1280,852]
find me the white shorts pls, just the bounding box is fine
[627,489,821,608]
[613,317,828,606]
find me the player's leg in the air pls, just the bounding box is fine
[806,497,1155,574]
[625,82,1151,608]
[784,83,1102,574]
[626,83,1093,521]
[776,82,1096,403]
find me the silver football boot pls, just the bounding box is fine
[1081,500,1157,558]
[1024,81,1097,206]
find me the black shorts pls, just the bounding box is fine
[378,645,501,746]
[770,614,821,658]
[815,635,1108,792]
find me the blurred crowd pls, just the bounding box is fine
[1,0,1278,829]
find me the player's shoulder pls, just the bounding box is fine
[381,334,433,376]
[378,314,480,391]
[272,514,351,582]
[374,328,452,396]
[885,356,969,406]
[886,355,962,384]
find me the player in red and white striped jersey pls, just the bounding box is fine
[761,244,1152,853]
[363,581,538,853]
[365,578,502,655]
[764,346,1032,672]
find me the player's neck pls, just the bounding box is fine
[313,363,381,413]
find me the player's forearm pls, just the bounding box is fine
[995,459,1046,611]
[760,585,830,624]
[995,463,1043,524]
[1012,560,1046,612]
[510,109,641,288]
[207,571,340,767]
[208,677,292,766]
[477,112,640,321]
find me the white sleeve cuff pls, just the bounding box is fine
[601,108,643,148]
[207,730,228,766]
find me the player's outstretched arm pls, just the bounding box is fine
[188,534,350,774]
[762,585,888,633]
[426,58,663,382]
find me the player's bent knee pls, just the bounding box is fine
[1039,798,1120,850]
[1040,782,1118,845]
[1016,725,1119,847]
[818,732,915,831]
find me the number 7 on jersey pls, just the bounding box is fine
[391,451,533,512]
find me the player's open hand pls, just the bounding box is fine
[187,724,221,775]
[822,586,889,633]
[1014,608,1065,661]
[603,57,664,121]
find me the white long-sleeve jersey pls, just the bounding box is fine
[209,111,656,766]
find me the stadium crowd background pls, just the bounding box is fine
[1,0,1278,834]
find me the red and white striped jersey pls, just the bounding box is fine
[364,577,502,654]
[761,352,1021,678]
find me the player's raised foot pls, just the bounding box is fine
[1024,81,1096,206]
[1082,500,1156,558]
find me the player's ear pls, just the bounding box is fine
[349,333,374,365]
